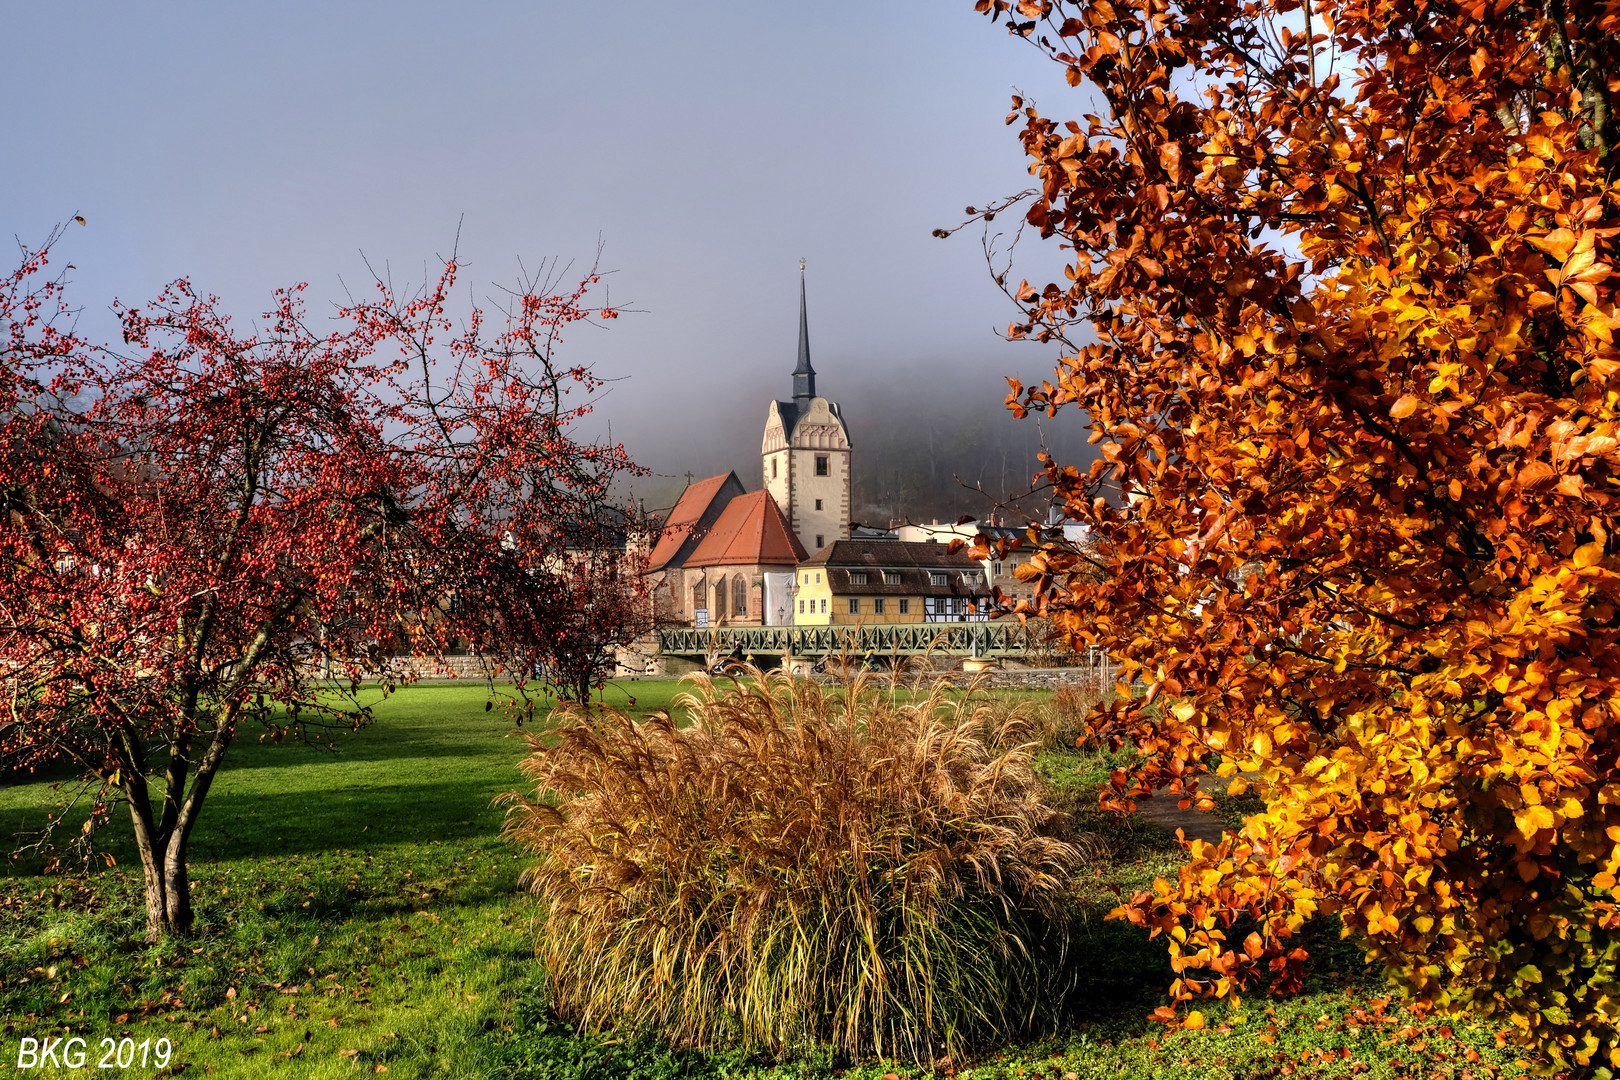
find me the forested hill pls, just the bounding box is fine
[631,373,1097,527]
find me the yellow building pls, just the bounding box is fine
[792,540,991,626]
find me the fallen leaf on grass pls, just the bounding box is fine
[339,1048,359,1058]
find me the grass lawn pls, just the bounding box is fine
[0,677,1554,1079]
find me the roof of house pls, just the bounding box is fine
[800,539,981,570]
[647,472,742,571]
[799,539,991,597]
[685,489,807,568]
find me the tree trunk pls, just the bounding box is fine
[163,834,194,935]
[126,793,192,940]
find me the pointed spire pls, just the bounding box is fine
[793,259,815,407]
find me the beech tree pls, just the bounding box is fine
[963,0,1620,1068]
[0,235,638,939]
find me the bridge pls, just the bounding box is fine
[657,621,1042,660]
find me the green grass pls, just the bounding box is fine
[0,678,686,1078]
[0,679,1554,1079]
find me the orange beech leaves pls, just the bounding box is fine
[969,0,1620,1069]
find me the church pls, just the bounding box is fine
[646,265,852,627]
[646,267,985,628]
[761,263,853,557]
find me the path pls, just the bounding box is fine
[1132,785,1233,844]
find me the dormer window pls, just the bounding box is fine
[883,571,901,585]
[849,571,868,585]
[929,572,948,587]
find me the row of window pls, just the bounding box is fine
[699,577,752,618]
[796,597,914,616]
[844,570,968,586]
[770,455,835,478]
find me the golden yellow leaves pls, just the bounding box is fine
[1513,803,1557,838]
[1529,227,1615,307]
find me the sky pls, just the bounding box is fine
[4,1,1090,510]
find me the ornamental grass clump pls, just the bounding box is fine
[502,665,1082,1062]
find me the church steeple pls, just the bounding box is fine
[793,259,815,408]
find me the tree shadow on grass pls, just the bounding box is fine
[2,777,520,880]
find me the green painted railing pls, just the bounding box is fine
[657,622,1038,658]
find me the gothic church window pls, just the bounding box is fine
[733,576,748,616]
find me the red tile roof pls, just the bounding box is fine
[686,490,807,568]
[647,472,740,570]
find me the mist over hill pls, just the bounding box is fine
[627,366,1098,528]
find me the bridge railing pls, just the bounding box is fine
[658,622,1040,658]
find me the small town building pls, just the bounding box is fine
[896,519,1090,607]
[792,540,991,626]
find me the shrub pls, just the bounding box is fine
[502,666,1082,1062]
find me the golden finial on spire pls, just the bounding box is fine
[799,258,806,273]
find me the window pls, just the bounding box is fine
[849,571,868,585]
[819,598,827,613]
[772,458,778,478]
[814,498,822,510]
[733,576,748,616]
[899,598,910,614]
[798,599,805,614]
[993,561,1003,577]
[815,455,829,476]
[873,598,885,615]
[804,573,810,584]
[930,572,948,587]
[815,535,824,549]
[816,572,821,583]
[882,571,901,585]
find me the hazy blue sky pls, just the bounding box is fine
[4,1,1088,499]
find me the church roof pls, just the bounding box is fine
[686,489,808,568]
[648,472,742,571]
[772,399,800,434]
[794,270,814,378]
[792,265,816,407]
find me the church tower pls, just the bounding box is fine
[763,263,851,555]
